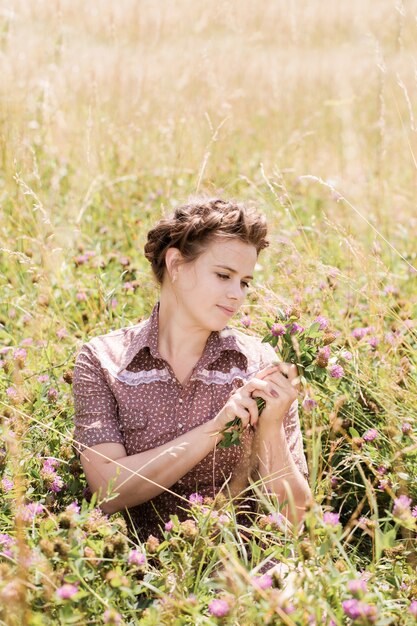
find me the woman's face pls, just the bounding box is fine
[170,238,258,332]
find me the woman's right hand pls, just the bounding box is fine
[212,364,282,434]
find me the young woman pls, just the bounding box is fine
[73,198,311,541]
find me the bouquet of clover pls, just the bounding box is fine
[218,308,346,448]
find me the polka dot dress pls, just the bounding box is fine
[73,302,308,541]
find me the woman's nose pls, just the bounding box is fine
[227,281,242,300]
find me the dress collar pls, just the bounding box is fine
[117,301,247,374]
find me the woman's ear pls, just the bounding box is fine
[165,248,183,283]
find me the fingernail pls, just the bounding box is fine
[270,389,279,397]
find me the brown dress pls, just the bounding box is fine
[73,302,308,541]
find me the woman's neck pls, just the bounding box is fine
[157,295,211,362]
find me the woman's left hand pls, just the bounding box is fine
[251,362,300,426]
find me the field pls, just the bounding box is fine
[1,1,417,624]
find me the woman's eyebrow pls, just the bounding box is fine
[213,264,253,280]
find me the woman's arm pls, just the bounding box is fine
[251,363,312,527]
[80,371,276,515]
[81,418,221,515]
[254,419,311,526]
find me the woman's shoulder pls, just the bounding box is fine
[220,326,277,368]
[75,318,149,366]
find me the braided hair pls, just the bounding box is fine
[144,198,269,284]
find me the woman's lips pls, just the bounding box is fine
[217,305,235,315]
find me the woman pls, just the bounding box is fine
[73,198,311,542]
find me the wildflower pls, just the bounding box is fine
[17,501,43,522]
[402,422,412,435]
[252,573,273,590]
[323,331,338,345]
[314,316,329,330]
[329,364,344,379]
[368,336,379,349]
[218,514,230,524]
[271,323,286,337]
[145,535,160,553]
[393,495,412,520]
[123,281,135,292]
[180,519,198,540]
[378,479,390,491]
[0,533,16,558]
[347,579,368,596]
[287,322,304,334]
[128,549,146,566]
[268,511,286,530]
[111,298,118,309]
[411,505,417,518]
[56,583,78,600]
[363,429,378,442]
[13,348,27,367]
[383,284,398,296]
[323,511,340,526]
[6,387,20,404]
[103,608,123,625]
[208,598,230,617]
[76,292,87,302]
[164,520,174,532]
[240,315,252,328]
[56,328,68,339]
[0,581,20,601]
[352,326,373,340]
[342,599,377,622]
[409,601,417,618]
[340,350,353,361]
[302,395,318,411]
[47,387,58,403]
[189,492,204,505]
[1,477,14,492]
[316,346,331,368]
[63,369,73,384]
[37,374,49,383]
[75,254,89,265]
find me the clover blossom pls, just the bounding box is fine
[0,533,16,558]
[240,315,252,328]
[17,501,43,522]
[393,495,412,520]
[313,315,329,330]
[352,326,374,340]
[409,601,417,618]
[363,429,378,442]
[347,579,368,596]
[302,395,318,412]
[103,609,123,625]
[251,573,273,590]
[128,549,146,566]
[271,323,286,337]
[56,584,78,600]
[189,492,204,505]
[323,511,340,526]
[329,364,344,379]
[342,599,377,622]
[208,599,230,617]
[402,422,412,435]
[1,477,13,492]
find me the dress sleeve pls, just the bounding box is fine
[72,343,124,455]
[259,342,309,479]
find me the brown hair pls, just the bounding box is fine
[144,198,269,284]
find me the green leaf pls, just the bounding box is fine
[349,427,360,438]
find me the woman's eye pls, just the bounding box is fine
[217,273,229,280]
[241,282,250,289]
